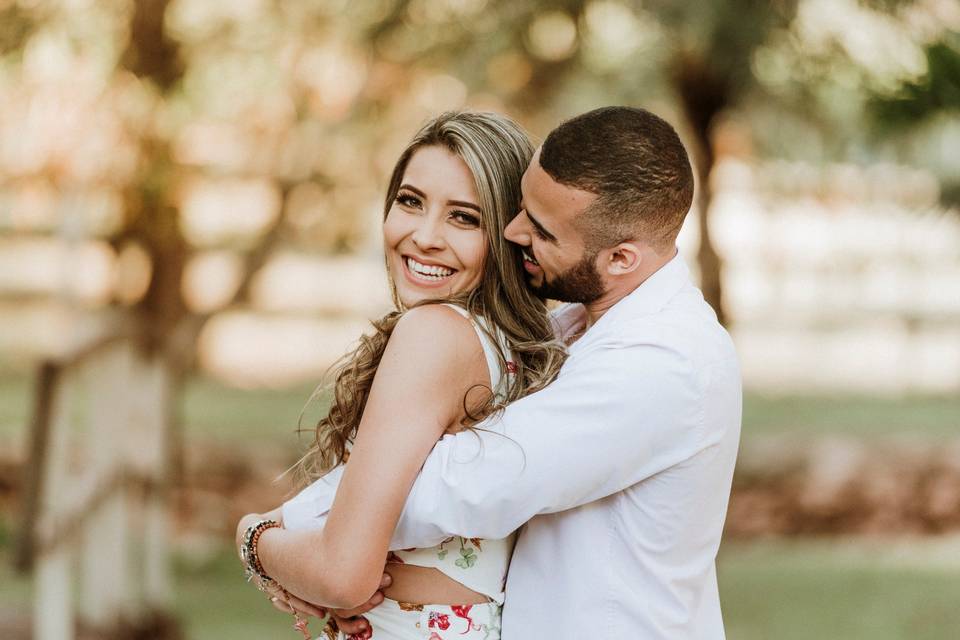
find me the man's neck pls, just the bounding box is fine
[582,291,626,329]
[582,249,676,328]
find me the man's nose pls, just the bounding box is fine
[504,212,529,244]
[411,213,446,251]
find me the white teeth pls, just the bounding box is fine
[522,250,539,265]
[406,257,455,279]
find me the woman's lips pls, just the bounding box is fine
[400,255,457,288]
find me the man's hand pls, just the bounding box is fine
[266,572,391,636]
[261,578,327,618]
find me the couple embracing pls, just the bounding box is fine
[237,106,741,640]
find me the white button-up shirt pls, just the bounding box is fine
[390,253,742,639]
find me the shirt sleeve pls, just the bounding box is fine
[389,336,713,549]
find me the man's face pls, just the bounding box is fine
[505,149,606,303]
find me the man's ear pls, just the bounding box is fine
[603,242,643,275]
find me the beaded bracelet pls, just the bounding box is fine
[240,518,281,585]
[240,519,316,639]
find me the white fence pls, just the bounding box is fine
[196,168,960,392]
[15,328,175,639]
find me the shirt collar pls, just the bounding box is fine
[553,250,690,346]
[600,249,689,323]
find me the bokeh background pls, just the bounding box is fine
[1,0,959,638]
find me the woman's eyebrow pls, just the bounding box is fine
[400,183,482,213]
[447,199,482,213]
[398,183,427,198]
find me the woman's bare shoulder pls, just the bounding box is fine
[386,303,485,372]
[367,303,489,426]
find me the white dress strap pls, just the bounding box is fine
[440,303,511,400]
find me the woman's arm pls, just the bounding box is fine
[254,304,489,609]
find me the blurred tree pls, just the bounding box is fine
[870,39,960,126]
[869,36,960,205]
[0,0,313,491]
[4,0,949,400]
[0,2,37,55]
[647,1,798,324]
[746,1,958,208]
[361,0,803,325]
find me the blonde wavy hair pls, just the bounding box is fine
[295,111,567,483]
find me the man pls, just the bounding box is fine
[260,106,740,638]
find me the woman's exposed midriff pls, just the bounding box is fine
[382,562,490,605]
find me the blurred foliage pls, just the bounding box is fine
[0,0,956,342]
[0,3,36,55]
[870,39,960,126]
[743,1,959,206]
[869,36,960,205]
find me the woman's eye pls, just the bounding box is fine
[532,225,548,240]
[451,211,480,227]
[396,193,421,208]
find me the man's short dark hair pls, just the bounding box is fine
[539,106,694,252]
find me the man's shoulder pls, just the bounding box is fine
[599,286,736,369]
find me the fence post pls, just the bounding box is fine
[134,352,175,610]
[18,332,180,638]
[79,345,133,630]
[33,366,75,640]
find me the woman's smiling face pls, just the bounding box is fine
[383,145,487,307]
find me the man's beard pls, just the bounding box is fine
[530,249,605,303]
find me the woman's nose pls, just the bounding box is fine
[411,214,446,251]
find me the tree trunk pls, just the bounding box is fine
[672,52,730,326]
[689,126,726,327]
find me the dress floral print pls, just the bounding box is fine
[324,454,512,639]
[327,599,502,640]
[434,536,483,568]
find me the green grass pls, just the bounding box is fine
[8,539,959,639]
[1,372,957,450]
[718,538,960,640]
[180,376,323,450]
[742,394,960,440]
[0,516,31,612]
[4,372,958,637]
[175,549,289,639]
[0,372,31,450]
[0,373,326,452]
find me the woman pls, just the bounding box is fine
[236,111,565,639]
